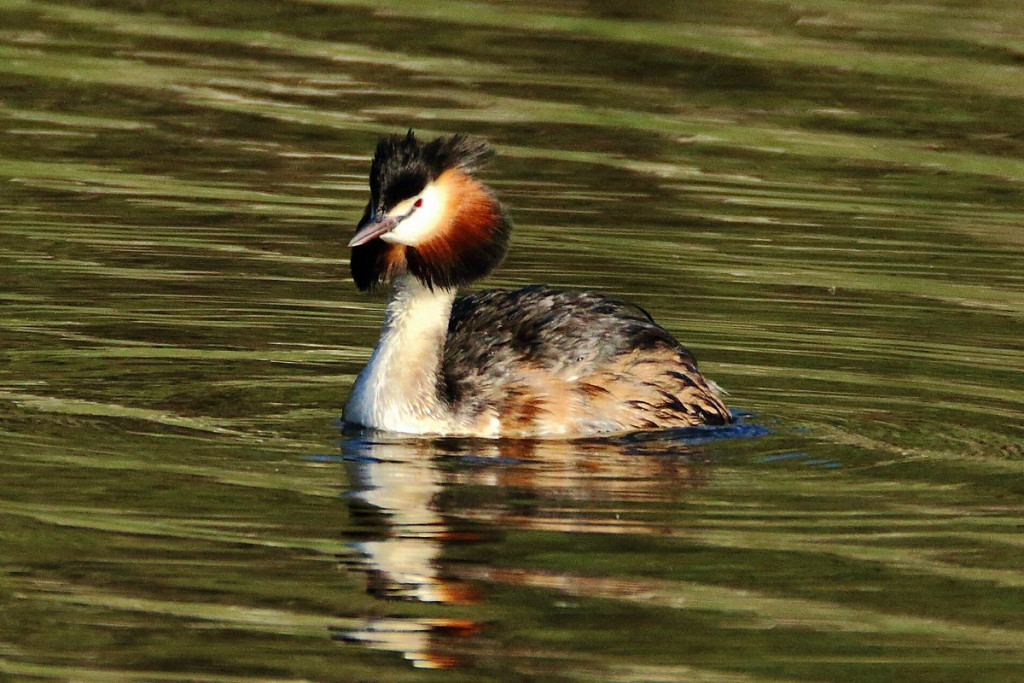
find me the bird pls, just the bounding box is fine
[343,130,731,438]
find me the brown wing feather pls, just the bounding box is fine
[442,286,731,437]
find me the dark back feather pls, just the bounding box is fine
[441,286,732,431]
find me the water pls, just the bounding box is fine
[1,1,1023,680]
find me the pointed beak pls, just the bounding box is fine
[348,214,398,248]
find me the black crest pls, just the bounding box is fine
[368,130,493,214]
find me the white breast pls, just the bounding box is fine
[344,276,458,434]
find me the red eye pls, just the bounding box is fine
[413,198,423,208]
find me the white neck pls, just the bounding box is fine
[344,275,457,434]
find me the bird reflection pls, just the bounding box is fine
[334,429,715,668]
[343,445,480,604]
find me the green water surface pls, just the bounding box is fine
[1,1,1023,681]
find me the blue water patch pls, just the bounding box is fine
[613,412,771,446]
[761,451,842,469]
[762,451,808,462]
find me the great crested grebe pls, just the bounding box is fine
[343,131,731,438]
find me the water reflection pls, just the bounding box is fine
[343,446,479,605]
[333,426,754,667]
[338,616,480,670]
